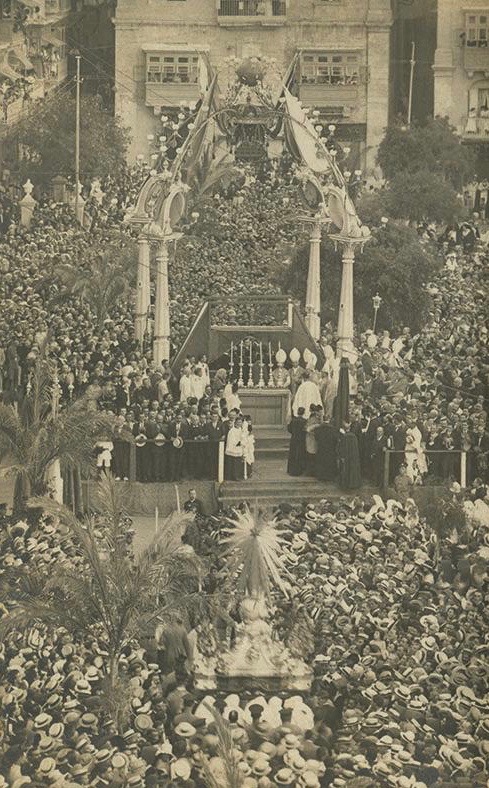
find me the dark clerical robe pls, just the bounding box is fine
[338,429,362,489]
[287,416,307,476]
[315,422,339,481]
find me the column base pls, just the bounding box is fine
[153,337,170,367]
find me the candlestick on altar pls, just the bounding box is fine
[258,341,265,388]
[237,340,244,387]
[247,340,254,387]
[229,340,234,380]
[268,341,275,387]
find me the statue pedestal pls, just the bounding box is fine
[194,596,312,692]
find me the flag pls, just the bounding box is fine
[282,88,334,176]
[173,72,218,183]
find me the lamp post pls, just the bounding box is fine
[372,292,382,334]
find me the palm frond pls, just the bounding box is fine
[221,507,289,600]
[0,405,24,462]
[200,703,243,788]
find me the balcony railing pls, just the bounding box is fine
[218,0,286,18]
[462,114,489,140]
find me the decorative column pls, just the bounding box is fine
[135,236,151,345]
[19,179,37,228]
[333,237,364,360]
[153,239,171,366]
[305,218,322,341]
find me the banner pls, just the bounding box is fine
[282,88,334,176]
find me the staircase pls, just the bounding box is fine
[218,425,378,506]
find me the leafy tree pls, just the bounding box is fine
[0,474,202,708]
[282,221,442,333]
[377,118,476,189]
[384,170,466,225]
[8,93,131,184]
[0,348,111,513]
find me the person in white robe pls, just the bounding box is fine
[179,368,192,402]
[292,371,322,417]
[189,367,206,401]
[225,417,244,480]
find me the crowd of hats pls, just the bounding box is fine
[318,235,488,488]
[1,482,488,786]
[0,160,303,402]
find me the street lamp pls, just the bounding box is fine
[372,293,382,334]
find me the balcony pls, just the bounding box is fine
[217,0,286,26]
[44,0,73,16]
[462,113,489,140]
[464,44,489,77]
[145,79,201,109]
[298,83,360,107]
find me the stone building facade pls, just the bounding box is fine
[114,0,393,172]
[434,0,489,172]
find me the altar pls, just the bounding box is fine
[238,388,291,428]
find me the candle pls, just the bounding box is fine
[249,341,252,366]
[268,341,272,363]
[174,484,181,513]
[230,340,234,366]
[260,341,263,365]
[155,506,159,534]
[240,340,243,365]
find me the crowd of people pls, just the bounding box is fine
[0,477,488,786]
[285,230,488,493]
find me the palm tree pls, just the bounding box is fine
[0,350,112,513]
[0,475,202,701]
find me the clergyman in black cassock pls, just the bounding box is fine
[338,422,362,490]
[287,409,307,476]
[315,421,339,481]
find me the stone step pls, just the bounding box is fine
[255,447,289,460]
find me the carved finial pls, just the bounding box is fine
[23,179,34,197]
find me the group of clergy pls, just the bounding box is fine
[288,370,362,490]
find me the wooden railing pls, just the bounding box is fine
[382,449,468,492]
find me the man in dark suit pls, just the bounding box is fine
[370,425,388,487]
[205,412,225,480]
[353,407,379,480]
[184,488,204,516]
[167,414,191,481]
[132,416,148,482]
[145,414,160,483]
[389,415,407,482]
[469,426,489,483]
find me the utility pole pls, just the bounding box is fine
[75,52,81,219]
[407,40,416,126]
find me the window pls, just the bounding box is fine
[300,52,360,86]
[466,14,488,47]
[146,53,199,84]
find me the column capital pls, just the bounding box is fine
[329,234,368,257]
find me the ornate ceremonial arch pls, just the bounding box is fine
[126,56,371,368]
